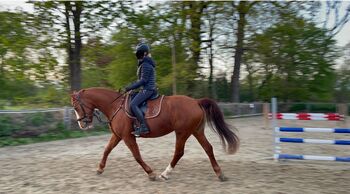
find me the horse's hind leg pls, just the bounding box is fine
[193,129,226,181]
[160,133,191,180]
[124,136,156,181]
[97,134,121,174]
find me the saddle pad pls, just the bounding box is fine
[124,94,165,119]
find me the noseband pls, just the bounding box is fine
[73,92,95,124]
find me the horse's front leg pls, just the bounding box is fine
[97,134,122,174]
[124,136,156,181]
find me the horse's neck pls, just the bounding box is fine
[89,90,121,119]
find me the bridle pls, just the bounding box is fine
[73,92,96,125]
[73,90,127,125]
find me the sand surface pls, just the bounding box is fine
[0,117,349,194]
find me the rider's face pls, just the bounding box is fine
[136,52,149,60]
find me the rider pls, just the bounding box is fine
[125,43,157,137]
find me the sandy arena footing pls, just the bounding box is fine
[0,117,349,194]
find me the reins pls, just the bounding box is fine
[73,90,127,125]
[93,110,110,124]
[111,90,127,104]
[95,91,127,124]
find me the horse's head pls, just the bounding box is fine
[70,90,95,130]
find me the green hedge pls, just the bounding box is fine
[0,112,109,147]
[282,103,336,113]
[0,128,108,147]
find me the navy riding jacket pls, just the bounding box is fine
[126,56,156,91]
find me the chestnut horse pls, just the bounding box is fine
[70,87,239,181]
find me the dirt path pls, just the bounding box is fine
[0,117,349,194]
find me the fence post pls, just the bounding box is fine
[263,103,270,129]
[271,98,279,160]
[306,103,311,112]
[63,106,71,130]
[338,104,348,128]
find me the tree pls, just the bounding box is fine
[81,37,113,88]
[323,1,350,36]
[202,2,226,98]
[334,42,350,102]
[229,1,323,102]
[0,11,32,78]
[230,1,260,102]
[31,1,122,91]
[139,2,207,96]
[0,11,59,103]
[246,15,338,102]
[106,28,140,90]
[176,1,208,96]
[215,72,231,102]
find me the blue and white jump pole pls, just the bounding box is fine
[271,97,350,162]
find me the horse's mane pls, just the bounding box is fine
[83,87,120,96]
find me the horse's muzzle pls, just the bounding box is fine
[77,117,93,130]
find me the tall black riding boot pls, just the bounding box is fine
[132,106,150,137]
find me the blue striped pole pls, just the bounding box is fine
[276,137,350,145]
[275,154,350,162]
[271,98,350,162]
[277,127,350,133]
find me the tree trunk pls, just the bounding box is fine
[188,2,205,65]
[0,55,3,76]
[186,2,206,95]
[208,39,215,98]
[171,37,177,95]
[72,2,82,91]
[231,2,247,102]
[208,44,214,98]
[207,12,216,99]
[65,1,82,92]
[247,73,254,101]
[64,2,74,91]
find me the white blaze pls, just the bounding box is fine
[74,110,83,129]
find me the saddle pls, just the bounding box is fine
[124,91,164,119]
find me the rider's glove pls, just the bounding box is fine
[124,86,131,92]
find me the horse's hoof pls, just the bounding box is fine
[96,169,104,175]
[159,174,169,181]
[218,173,227,182]
[148,172,157,181]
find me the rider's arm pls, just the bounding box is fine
[125,63,153,91]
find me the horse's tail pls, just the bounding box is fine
[197,98,239,154]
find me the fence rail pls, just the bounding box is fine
[0,108,66,114]
[217,103,264,117]
[0,102,347,138]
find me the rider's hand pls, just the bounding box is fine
[124,86,131,93]
[119,88,127,93]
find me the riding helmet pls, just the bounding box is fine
[135,43,150,59]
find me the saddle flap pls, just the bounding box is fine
[125,92,164,119]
